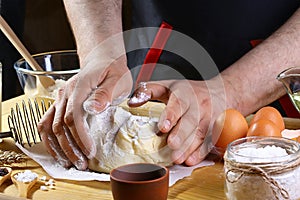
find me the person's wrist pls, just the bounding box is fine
[221,74,244,113]
[78,32,126,69]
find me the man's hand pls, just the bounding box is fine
[38,54,132,170]
[128,78,226,166]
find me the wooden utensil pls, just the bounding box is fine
[0,15,55,88]
[11,171,38,198]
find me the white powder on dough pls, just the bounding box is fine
[128,93,148,104]
[86,106,172,173]
[128,82,151,104]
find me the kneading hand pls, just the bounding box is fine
[128,79,226,166]
[38,54,132,170]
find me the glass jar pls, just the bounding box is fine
[224,136,300,200]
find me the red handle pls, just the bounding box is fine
[135,22,173,88]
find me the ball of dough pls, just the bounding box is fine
[87,106,172,173]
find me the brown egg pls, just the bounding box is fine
[212,109,248,150]
[247,119,282,137]
[250,106,285,131]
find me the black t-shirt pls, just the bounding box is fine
[125,0,300,80]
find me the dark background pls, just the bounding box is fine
[0,0,75,100]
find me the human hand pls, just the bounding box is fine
[128,78,226,166]
[38,53,132,170]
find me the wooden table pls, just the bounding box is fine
[1,96,300,200]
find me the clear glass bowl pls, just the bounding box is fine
[14,50,80,100]
[277,66,300,113]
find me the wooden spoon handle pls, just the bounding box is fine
[0,16,42,71]
[0,15,55,88]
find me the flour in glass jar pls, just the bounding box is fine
[224,138,300,200]
[235,145,288,162]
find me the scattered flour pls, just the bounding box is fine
[40,185,48,191]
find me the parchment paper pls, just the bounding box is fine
[16,143,215,186]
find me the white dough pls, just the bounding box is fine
[86,106,172,173]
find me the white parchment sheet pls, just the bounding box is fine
[17,143,215,186]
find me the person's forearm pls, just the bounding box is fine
[221,8,300,116]
[63,0,124,60]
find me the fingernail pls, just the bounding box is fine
[83,100,109,115]
[128,96,142,104]
[158,119,171,133]
[138,82,147,89]
[160,119,171,131]
[128,91,150,104]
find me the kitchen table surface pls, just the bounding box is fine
[1,95,300,200]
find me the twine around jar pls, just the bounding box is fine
[224,154,300,200]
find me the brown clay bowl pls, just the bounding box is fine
[110,163,169,200]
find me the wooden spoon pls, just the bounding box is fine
[0,167,12,186]
[11,171,38,198]
[0,15,55,88]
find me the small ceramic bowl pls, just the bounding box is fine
[14,50,80,100]
[110,163,169,200]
